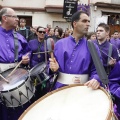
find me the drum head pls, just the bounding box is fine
[29,62,46,76]
[19,85,112,120]
[0,68,28,91]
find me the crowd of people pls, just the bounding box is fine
[0,7,120,120]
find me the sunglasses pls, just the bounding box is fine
[38,31,46,34]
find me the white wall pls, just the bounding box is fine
[16,11,68,28]
[90,0,111,4]
[2,0,45,8]
[46,0,63,6]
[89,5,120,32]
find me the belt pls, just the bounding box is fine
[0,63,18,73]
[57,72,89,85]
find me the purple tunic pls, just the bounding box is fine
[110,38,120,50]
[53,36,101,89]
[0,26,29,63]
[0,26,31,120]
[109,61,120,118]
[28,39,49,68]
[94,40,119,68]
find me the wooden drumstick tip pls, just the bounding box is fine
[0,74,9,83]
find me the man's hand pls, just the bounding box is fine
[84,79,100,90]
[49,58,59,72]
[108,58,116,66]
[22,54,30,64]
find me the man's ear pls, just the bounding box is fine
[73,21,77,28]
[2,16,7,22]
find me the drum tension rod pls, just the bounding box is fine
[11,95,22,106]
[1,95,12,107]
[19,91,29,100]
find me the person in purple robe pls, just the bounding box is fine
[28,27,50,100]
[49,11,101,90]
[0,7,33,120]
[109,61,120,119]
[28,27,49,68]
[94,23,119,75]
[110,31,120,58]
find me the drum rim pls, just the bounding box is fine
[29,62,46,76]
[19,84,113,120]
[1,76,29,93]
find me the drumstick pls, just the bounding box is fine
[33,51,50,54]
[7,52,30,77]
[47,38,55,71]
[99,49,113,60]
[7,60,22,77]
[0,74,9,83]
[47,38,54,59]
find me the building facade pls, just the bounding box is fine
[0,0,120,33]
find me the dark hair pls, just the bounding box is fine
[71,11,89,29]
[20,18,26,23]
[114,30,119,34]
[36,26,44,32]
[0,8,7,21]
[97,23,110,32]
[55,27,63,37]
[86,32,96,40]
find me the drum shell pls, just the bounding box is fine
[0,68,35,107]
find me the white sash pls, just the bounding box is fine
[57,72,89,84]
[0,63,18,73]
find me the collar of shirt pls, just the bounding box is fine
[20,27,26,30]
[0,26,13,34]
[69,35,84,44]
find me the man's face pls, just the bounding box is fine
[3,9,19,29]
[96,27,108,41]
[37,28,46,39]
[74,13,90,35]
[114,32,119,39]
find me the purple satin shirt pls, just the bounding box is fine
[110,38,120,49]
[28,39,49,68]
[94,40,119,67]
[0,26,29,63]
[53,36,101,88]
[109,61,120,117]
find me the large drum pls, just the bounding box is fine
[0,68,35,107]
[19,84,118,120]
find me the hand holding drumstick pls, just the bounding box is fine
[47,38,59,72]
[7,52,30,77]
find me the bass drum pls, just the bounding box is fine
[19,84,118,120]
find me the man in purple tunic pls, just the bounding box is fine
[109,61,120,119]
[28,27,49,68]
[110,31,120,58]
[94,23,119,75]
[28,27,50,100]
[49,11,101,90]
[0,7,32,120]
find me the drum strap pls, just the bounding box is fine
[87,40,109,86]
[13,31,19,62]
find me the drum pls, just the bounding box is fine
[0,68,35,107]
[29,62,50,86]
[19,84,118,120]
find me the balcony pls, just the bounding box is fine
[45,0,63,13]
